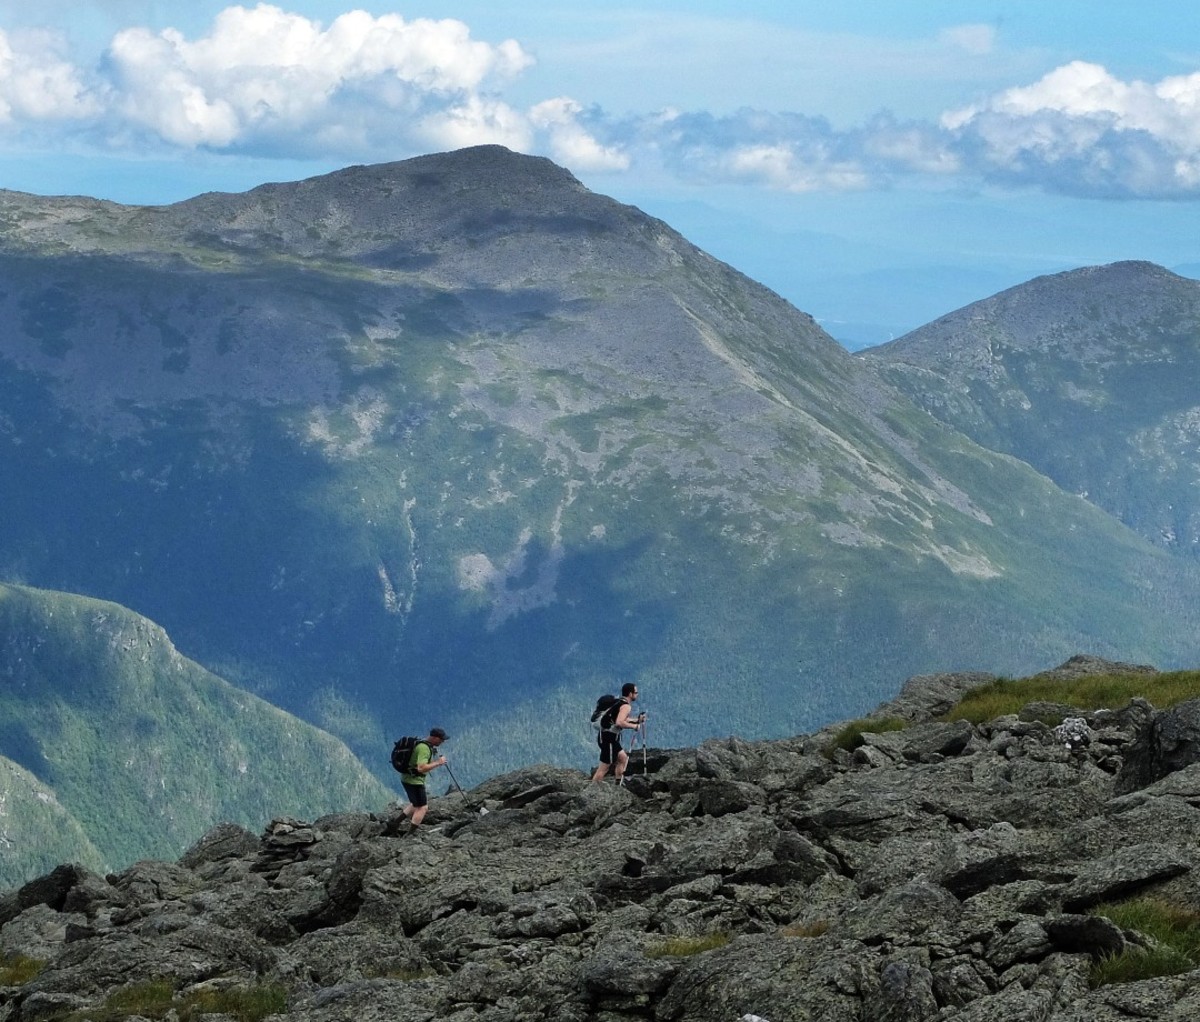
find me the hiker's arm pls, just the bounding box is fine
[616,705,639,730]
[416,752,447,774]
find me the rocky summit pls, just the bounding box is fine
[5,655,1200,1021]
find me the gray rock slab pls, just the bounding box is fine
[1060,844,1193,912]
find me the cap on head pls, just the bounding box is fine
[430,727,448,740]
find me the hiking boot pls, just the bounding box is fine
[382,815,411,837]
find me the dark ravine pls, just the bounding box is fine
[4,655,1200,1021]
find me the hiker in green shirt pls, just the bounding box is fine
[400,727,449,830]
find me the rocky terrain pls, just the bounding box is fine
[4,654,1200,1021]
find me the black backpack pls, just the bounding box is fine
[390,735,428,774]
[590,694,621,732]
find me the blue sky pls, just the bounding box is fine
[1,2,1198,346]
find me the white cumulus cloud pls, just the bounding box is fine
[0,28,100,123]
[724,143,869,193]
[529,98,629,172]
[101,4,534,153]
[4,8,1200,204]
[943,61,1200,197]
[629,109,946,193]
[421,93,531,152]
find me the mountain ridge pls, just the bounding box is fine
[860,259,1200,556]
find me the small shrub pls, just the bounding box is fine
[0,953,46,985]
[780,920,830,938]
[1088,897,1200,987]
[646,932,730,958]
[827,716,908,755]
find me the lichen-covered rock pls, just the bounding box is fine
[1119,698,1200,792]
[179,822,261,870]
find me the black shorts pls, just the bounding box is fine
[401,780,428,808]
[598,730,623,765]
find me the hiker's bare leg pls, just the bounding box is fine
[591,762,610,783]
[402,802,429,825]
[614,749,628,781]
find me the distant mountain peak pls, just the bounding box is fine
[1010,259,1188,304]
[159,144,628,266]
[863,258,1200,557]
[236,144,585,204]
[865,259,1200,361]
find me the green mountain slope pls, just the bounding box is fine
[0,582,392,884]
[1,149,1199,789]
[0,755,105,889]
[859,261,1200,557]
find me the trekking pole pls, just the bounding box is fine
[443,761,488,815]
[641,717,647,773]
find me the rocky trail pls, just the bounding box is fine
[4,655,1200,1021]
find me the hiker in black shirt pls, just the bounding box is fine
[591,682,644,783]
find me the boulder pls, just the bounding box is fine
[178,822,260,870]
[862,718,975,761]
[1119,699,1200,793]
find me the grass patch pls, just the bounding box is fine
[177,984,288,1022]
[1090,945,1194,987]
[0,953,46,985]
[941,670,1200,726]
[76,978,175,1020]
[1089,897,1200,987]
[646,933,731,958]
[65,979,287,1022]
[826,716,909,756]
